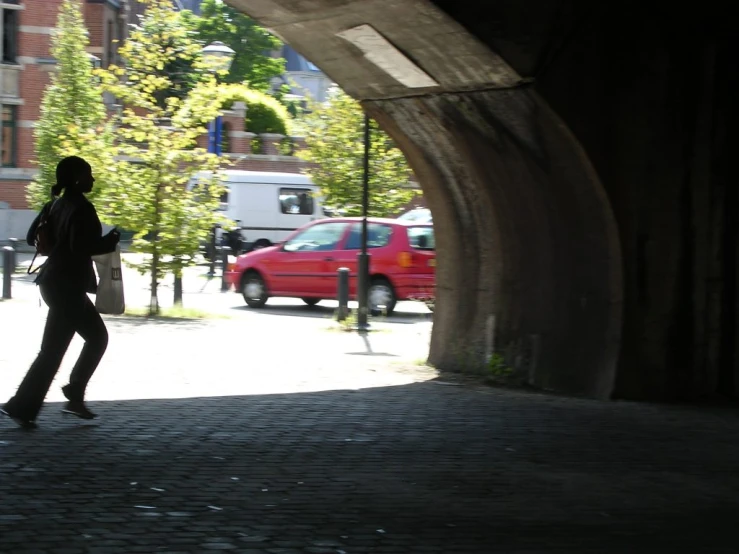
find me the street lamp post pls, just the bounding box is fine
[356,112,371,331]
[201,41,236,156]
[201,42,235,280]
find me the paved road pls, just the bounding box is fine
[2,261,739,553]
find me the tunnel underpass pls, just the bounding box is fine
[226,0,737,402]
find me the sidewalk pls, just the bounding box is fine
[3,251,255,312]
[1,312,433,399]
[0,260,435,404]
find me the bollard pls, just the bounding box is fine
[337,267,349,321]
[221,246,230,292]
[8,237,18,269]
[356,252,370,330]
[173,274,183,305]
[2,245,14,299]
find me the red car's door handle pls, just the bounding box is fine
[324,256,334,261]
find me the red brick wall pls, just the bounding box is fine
[84,3,104,50]
[18,66,52,122]
[22,0,58,27]
[0,0,117,209]
[0,181,31,208]
[229,156,308,174]
[1,1,61,208]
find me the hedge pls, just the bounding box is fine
[217,84,292,136]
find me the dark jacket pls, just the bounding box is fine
[27,190,117,294]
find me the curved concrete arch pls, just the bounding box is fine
[227,0,736,400]
[367,89,622,398]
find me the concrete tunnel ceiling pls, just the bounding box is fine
[225,0,736,401]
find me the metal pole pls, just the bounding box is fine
[356,112,371,331]
[208,225,218,277]
[8,237,17,265]
[207,108,222,278]
[174,273,183,305]
[221,245,230,292]
[2,245,14,299]
[337,267,350,321]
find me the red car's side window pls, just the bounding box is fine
[282,222,350,252]
[343,223,394,250]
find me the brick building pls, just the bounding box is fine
[0,0,309,212]
[0,0,420,237]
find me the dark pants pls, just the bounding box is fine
[4,282,108,420]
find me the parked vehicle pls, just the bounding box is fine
[192,170,326,252]
[225,217,436,315]
[397,207,432,223]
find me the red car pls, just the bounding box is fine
[226,217,435,315]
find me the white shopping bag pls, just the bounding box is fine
[92,245,125,315]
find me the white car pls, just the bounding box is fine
[397,208,432,223]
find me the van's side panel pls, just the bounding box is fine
[231,183,279,243]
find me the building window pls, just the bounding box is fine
[220,122,231,154]
[0,105,17,167]
[279,188,314,215]
[1,7,19,64]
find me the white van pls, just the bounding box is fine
[195,170,324,251]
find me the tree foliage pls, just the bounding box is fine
[297,87,416,216]
[28,0,115,211]
[97,0,229,313]
[180,0,285,92]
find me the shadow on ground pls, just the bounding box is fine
[2,381,739,553]
[230,302,433,325]
[102,315,213,329]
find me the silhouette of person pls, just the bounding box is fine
[1,156,120,429]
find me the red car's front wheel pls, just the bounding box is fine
[241,271,269,308]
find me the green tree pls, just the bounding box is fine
[297,87,416,216]
[27,0,115,210]
[98,0,228,314]
[180,0,285,92]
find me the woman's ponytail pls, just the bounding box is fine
[51,183,64,197]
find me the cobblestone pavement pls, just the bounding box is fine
[2,272,739,553]
[2,384,739,553]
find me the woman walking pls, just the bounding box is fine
[1,156,119,429]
